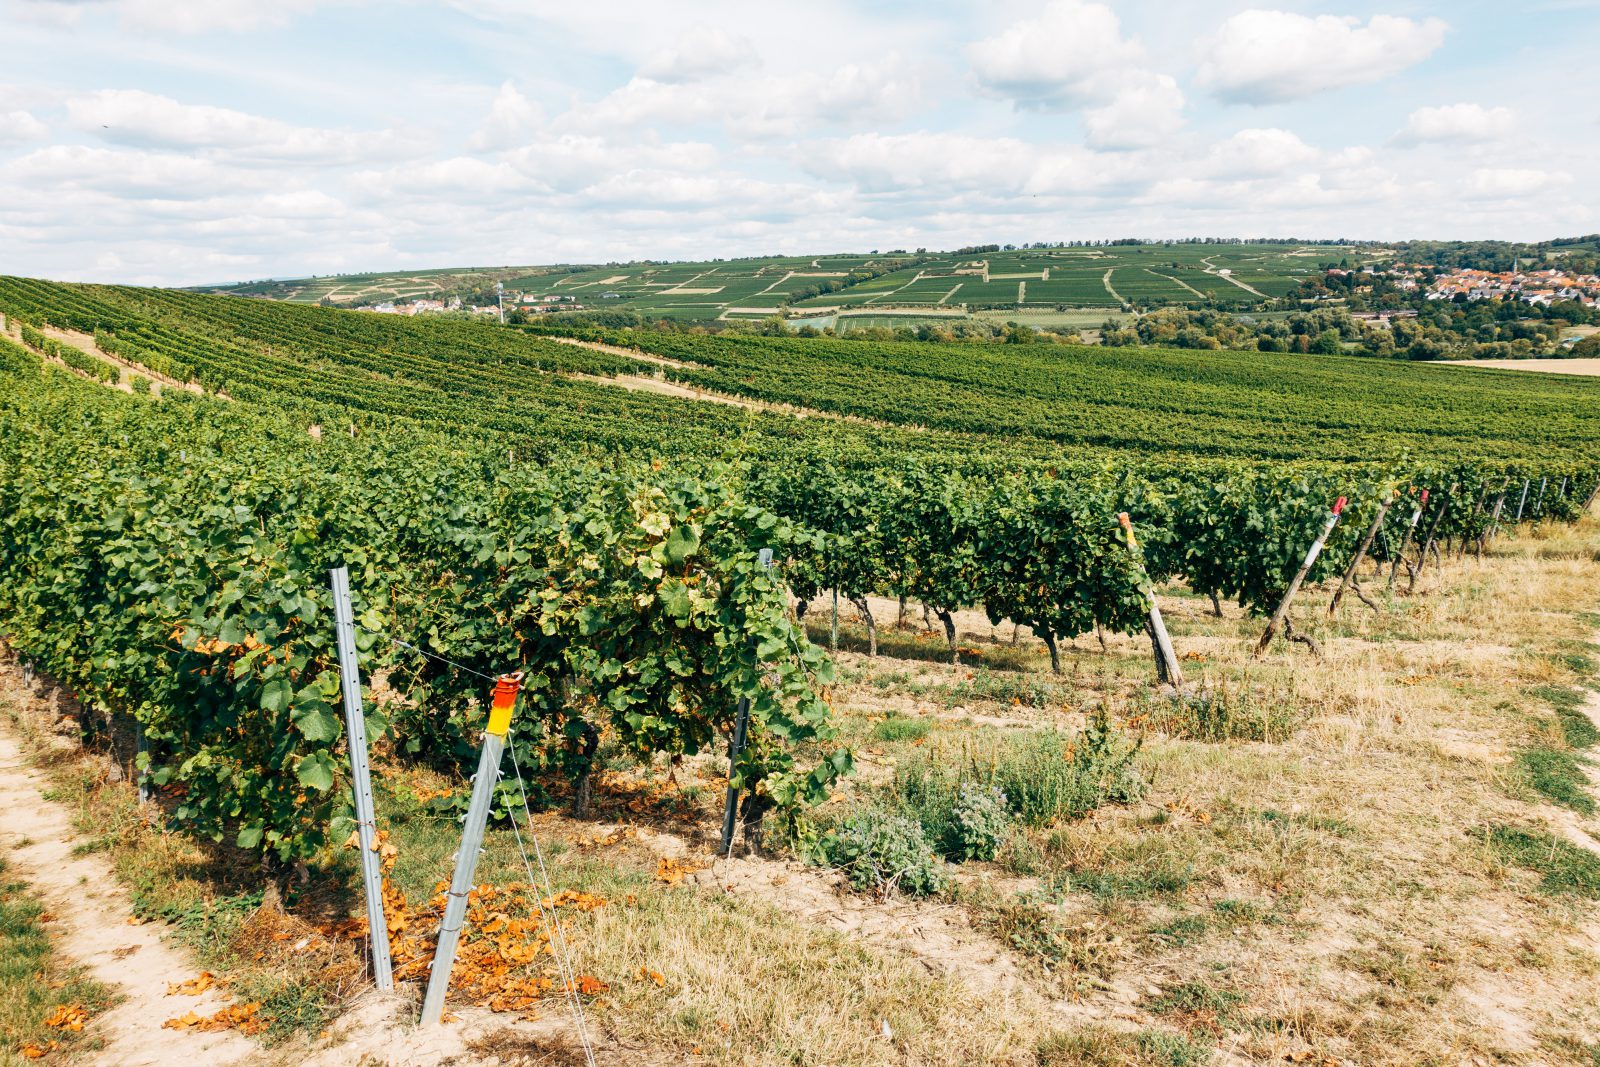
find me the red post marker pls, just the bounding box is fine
[487,672,523,737]
[1332,496,1347,515]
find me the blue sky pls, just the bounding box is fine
[1,0,1595,285]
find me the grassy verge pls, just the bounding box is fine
[0,858,112,1064]
[1,698,360,1046]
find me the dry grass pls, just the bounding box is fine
[793,518,1600,1064]
[5,518,1600,1065]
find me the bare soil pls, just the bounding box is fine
[0,728,257,1067]
[1436,358,1600,376]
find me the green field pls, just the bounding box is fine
[193,242,1354,321]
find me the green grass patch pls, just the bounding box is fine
[0,859,113,1061]
[1485,825,1600,898]
[1148,898,1275,946]
[1037,1026,1212,1066]
[1148,978,1245,1031]
[870,713,930,743]
[1065,854,1194,902]
[1516,746,1596,814]
[1530,685,1600,749]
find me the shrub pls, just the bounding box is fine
[818,809,948,897]
[950,782,1011,861]
[994,711,1146,825]
[891,711,1145,863]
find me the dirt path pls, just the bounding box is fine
[1148,269,1206,299]
[37,325,207,397]
[571,371,759,408]
[544,334,698,369]
[0,728,258,1067]
[1101,268,1124,304]
[1200,259,1267,298]
[1433,358,1600,377]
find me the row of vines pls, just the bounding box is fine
[0,281,1594,877]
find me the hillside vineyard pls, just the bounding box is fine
[0,275,1595,860]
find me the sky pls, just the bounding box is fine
[1,0,1596,286]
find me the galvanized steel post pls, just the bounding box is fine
[420,672,522,1025]
[330,566,394,994]
[721,549,774,857]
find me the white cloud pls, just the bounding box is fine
[5,0,342,32]
[65,89,420,164]
[968,3,1184,149]
[967,0,1144,110]
[1199,11,1448,104]
[1464,167,1571,199]
[1202,128,1319,179]
[466,82,544,151]
[0,109,48,143]
[1393,103,1514,146]
[732,57,923,138]
[554,56,922,139]
[1083,74,1184,150]
[1,144,280,199]
[638,26,759,83]
[799,132,1040,195]
[503,136,719,192]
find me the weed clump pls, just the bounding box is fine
[1144,683,1303,743]
[887,710,1145,867]
[870,712,930,743]
[817,810,948,898]
[950,782,1011,861]
[992,712,1145,824]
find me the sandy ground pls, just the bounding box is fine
[0,729,257,1067]
[546,335,698,369]
[1436,358,1600,376]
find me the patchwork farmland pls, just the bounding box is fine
[198,242,1349,324]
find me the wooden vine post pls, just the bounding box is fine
[1386,488,1427,591]
[1330,490,1393,616]
[1118,513,1184,689]
[1411,482,1456,591]
[1254,496,1345,658]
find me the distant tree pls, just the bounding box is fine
[1310,329,1343,354]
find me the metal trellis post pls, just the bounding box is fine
[420,672,522,1026]
[331,566,394,993]
[721,549,774,857]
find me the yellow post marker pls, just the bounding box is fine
[421,670,522,1025]
[487,674,519,736]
